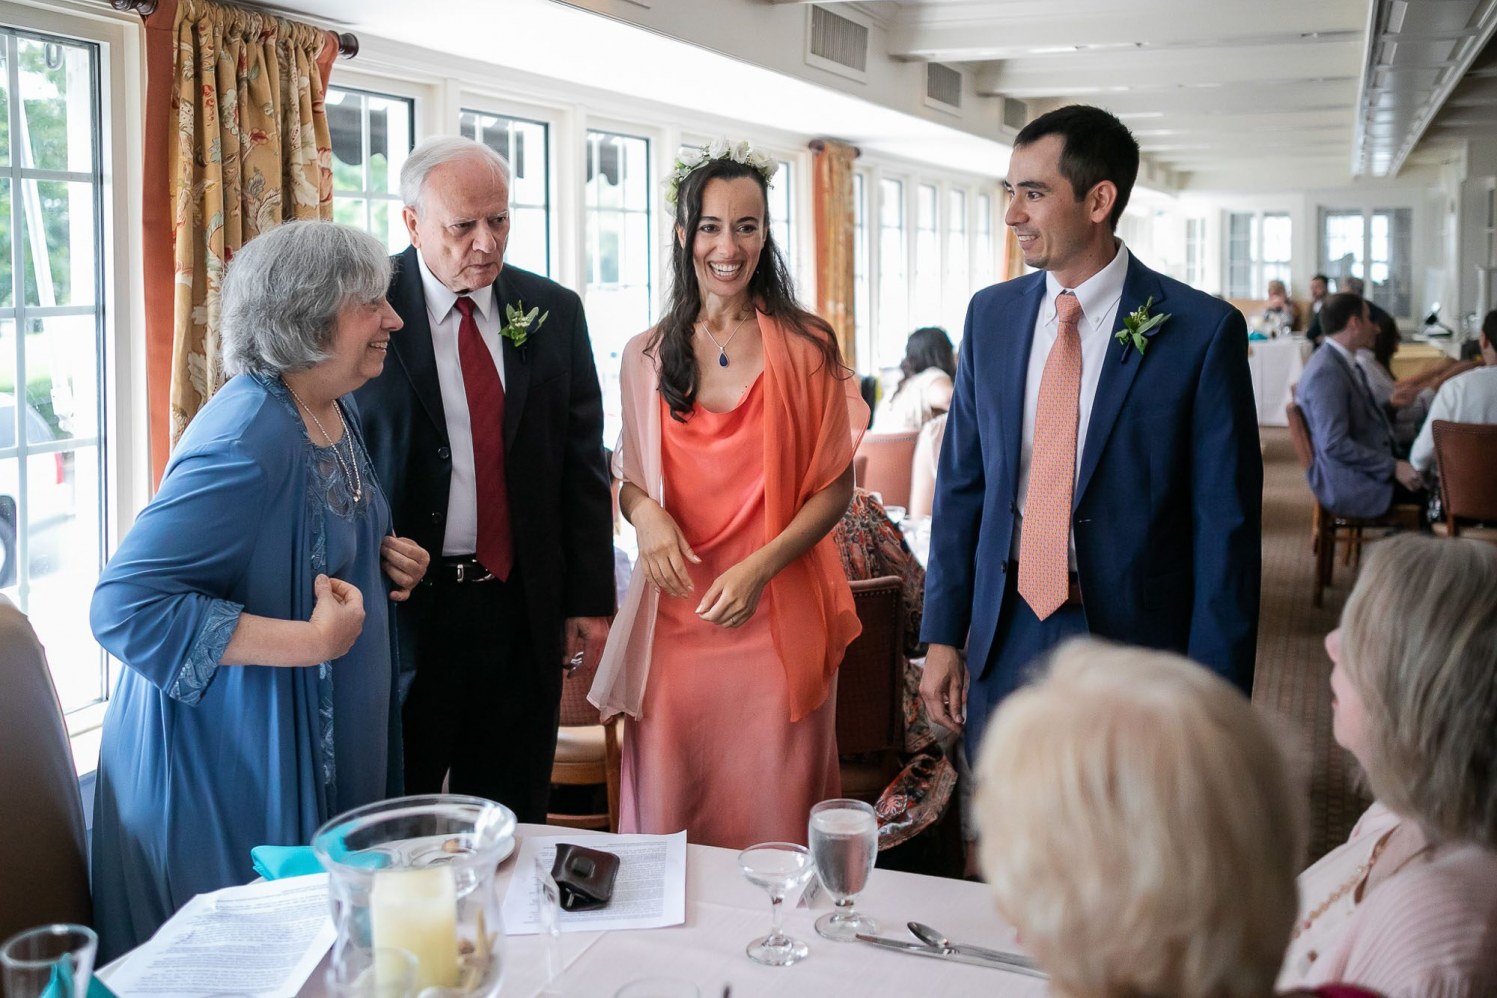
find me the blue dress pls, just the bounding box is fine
[89,373,401,958]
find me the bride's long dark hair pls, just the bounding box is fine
[650,157,846,422]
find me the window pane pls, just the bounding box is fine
[1225,212,1253,298]
[0,178,10,308]
[973,193,994,291]
[946,190,969,337]
[586,130,650,448]
[461,110,549,275]
[17,37,94,174]
[1321,211,1364,288]
[1369,208,1411,317]
[853,172,870,369]
[913,183,940,328]
[328,86,413,255]
[0,44,9,168]
[21,179,95,307]
[877,178,907,370]
[769,159,793,282]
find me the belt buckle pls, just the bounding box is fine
[454,561,494,584]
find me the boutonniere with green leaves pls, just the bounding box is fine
[1114,296,1171,363]
[501,300,549,354]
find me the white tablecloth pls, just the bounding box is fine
[1247,336,1309,427]
[496,824,1042,997]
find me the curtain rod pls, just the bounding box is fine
[108,0,360,58]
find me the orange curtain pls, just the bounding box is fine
[811,139,859,367]
[141,0,338,486]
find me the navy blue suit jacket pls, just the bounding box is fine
[920,253,1261,695]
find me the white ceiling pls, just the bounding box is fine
[258,0,1497,191]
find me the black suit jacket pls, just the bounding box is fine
[354,246,615,681]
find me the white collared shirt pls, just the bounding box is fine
[416,251,506,557]
[1015,241,1131,566]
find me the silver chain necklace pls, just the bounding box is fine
[698,313,752,368]
[283,380,363,504]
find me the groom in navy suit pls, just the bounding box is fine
[920,105,1261,752]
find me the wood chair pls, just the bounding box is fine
[1431,420,1497,543]
[547,652,621,832]
[1285,402,1421,606]
[0,597,92,945]
[836,575,906,806]
[855,431,919,509]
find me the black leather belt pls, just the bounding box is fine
[434,556,499,585]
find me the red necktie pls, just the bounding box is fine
[455,295,512,580]
[1018,291,1083,620]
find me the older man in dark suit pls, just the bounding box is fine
[355,136,614,821]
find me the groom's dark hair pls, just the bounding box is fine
[1015,105,1139,231]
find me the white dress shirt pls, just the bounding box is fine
[1014,242,1131,566]
[1409,364,1497,472]
[415,252,507,557]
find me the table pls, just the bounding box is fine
[1247,336,1309,427]
[494,824,1042,997]
[1389,341,1449,381]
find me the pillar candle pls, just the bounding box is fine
[369,866,459,989]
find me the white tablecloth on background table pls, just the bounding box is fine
[496,824,1042,997]
[1247,336,1309,427]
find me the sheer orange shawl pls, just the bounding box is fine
[590,311,868,722]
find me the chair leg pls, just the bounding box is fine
[604,717,622,834]
[1314,507,1332,608]
[1311,504,1321,555]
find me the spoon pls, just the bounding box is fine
[907,921,1042,970]
[908,921,952,950]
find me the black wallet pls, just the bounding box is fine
[550,842,621,911]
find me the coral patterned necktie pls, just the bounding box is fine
[1018,291,1084,620]
[455,296,512,581]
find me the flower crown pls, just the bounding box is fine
[665,138,778,207]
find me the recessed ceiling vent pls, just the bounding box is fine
[1003,97,1030,132]
[807,5,869,81]
[926,62,962,111]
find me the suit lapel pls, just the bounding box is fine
[390,246,448,439]
[1074,254,1160,507]
[1000,275,1045,500]
[493,271,530,450]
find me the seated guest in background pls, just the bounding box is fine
[873,325,955,431]
[1279,535,1497,995]
[1342,276,1393,330]
[1409,309,1497,478]
[1306,273,1330,346]
[89,222,428,958]
[1262,279,1302,334]
[975,640,1372,998]
[1356,311,1428,451]
[1297,292,1423,518]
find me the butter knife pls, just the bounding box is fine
[853,934,1046,979]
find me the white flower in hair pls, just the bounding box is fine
[665,137,778,206]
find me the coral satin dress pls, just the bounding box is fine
[619,375,840,848]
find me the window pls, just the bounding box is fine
[1224,211,1291,298]
[1185,217,1206,289]
[768,158,793,280]
[852,172,870,369]
[946,189,969,336]
[461,110,550,276]
[1320,208,1412,318]
[0,28,107,715]
[973,192,995,294]
[326,86,413,253]
[912,183,940,329]
[876,177,907,370]
[584,129,651,447]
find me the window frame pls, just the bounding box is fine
[326,82,415,254]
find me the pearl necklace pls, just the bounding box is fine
[698,313,752,368]
[284,380,363,504]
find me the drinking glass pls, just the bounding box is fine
[325,946,418,997]
[737,842,815,966]
[808,798,879,941]
[0,924,97,998]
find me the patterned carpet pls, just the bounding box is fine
[1252,426,1370,862]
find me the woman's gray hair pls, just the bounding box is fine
[1341,534,1497,847]
[220,221,392,377]
[400,136,511,212]
[975,638,1304,998]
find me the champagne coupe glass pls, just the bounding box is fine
[737,843,816,966]
[808,798,879,941]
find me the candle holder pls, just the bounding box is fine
[313,795,516,997]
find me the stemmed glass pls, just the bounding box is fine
[808,798,879,941]
[737,842,816,966]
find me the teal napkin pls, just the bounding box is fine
[88,976,120,998]
[1248,331,1270,341]
[250,844,325,880]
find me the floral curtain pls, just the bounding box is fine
[811,139,859,367]
[142,0,336,482]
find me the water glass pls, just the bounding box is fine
[325,946,418,997]
[737,842,816,966]
[0,924,97,998]
[808,798,879,941]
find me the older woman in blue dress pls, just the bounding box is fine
[89,221,428,958]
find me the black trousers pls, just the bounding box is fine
[400,572,561,823]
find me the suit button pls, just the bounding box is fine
[437,446,451,460]
[430,511,444,524]
[1009,500,1019,514]
[1000,562,1009,574]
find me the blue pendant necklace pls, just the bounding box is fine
[699,313,752,367]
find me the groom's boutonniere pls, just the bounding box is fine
[1114,296,1171,362]
[501,301,549,354]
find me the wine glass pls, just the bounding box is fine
[0,925,97,998]
[737,842,815,966]
[808,798,879,941]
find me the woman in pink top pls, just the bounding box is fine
[590,142,866,848]
[1279,535,1497,996]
